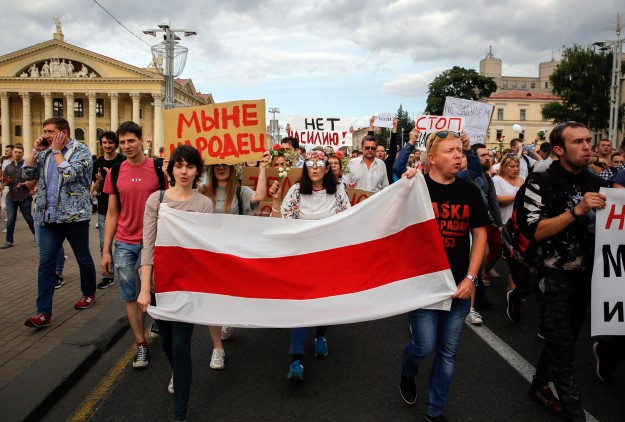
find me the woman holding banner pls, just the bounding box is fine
[199,151,270,369]
[268,149,350,381]
[137,145,212,422]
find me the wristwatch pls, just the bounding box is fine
[569,207,578,219]
[465,274,478,287]
[52,149,62,155]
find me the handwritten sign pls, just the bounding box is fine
[163,99,267,164]
[345,188,374,207]
[591,188,625,336]
[373,112,393,129]
[443,97,494,145]
[287,116,352,148]
[241,167,303,200]
[414,115,465,149]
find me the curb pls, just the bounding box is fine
[0,300,128,422]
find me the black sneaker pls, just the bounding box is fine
[54,274,65,289]
[97,277,115,289]
[425,415,449,422]
[400,375,417,405]
[593,341,616,385]
[149,322,160,339]
[132,344,149,368]
[529,380,563,417]
[506,290,521,323]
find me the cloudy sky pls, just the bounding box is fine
[1,0,622,127]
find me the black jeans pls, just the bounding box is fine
[156,319,194,421]
[535,268,591,422]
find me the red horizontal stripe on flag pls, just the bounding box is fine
[154,220,449,300]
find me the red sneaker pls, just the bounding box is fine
[25,313,52,328]
[74,295,96,310]
[529,383,563,416]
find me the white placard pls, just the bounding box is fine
[373,112,394,129]
[413,115,465,149]
[287,116,353,148]
[443,97,494,145]
[591,187,625,336]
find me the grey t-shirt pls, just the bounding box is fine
[532,156,553,173]
[214,186,258,215]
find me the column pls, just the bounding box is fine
[0,92,10,146]
[108,92,119,131]
[152,93,164,153]
[19,93,32,151]
[87,92,97,153]
[42,92,53,119]
[65,92,75,135]
[130,93,141,124]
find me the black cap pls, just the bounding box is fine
[539,141,552,152]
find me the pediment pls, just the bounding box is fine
[0,39,162,80]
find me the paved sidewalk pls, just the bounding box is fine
[0,212,129,419]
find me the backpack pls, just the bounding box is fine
[110,158,166,207]
[522,155,533,176]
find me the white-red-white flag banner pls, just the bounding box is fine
[148,176,456,327]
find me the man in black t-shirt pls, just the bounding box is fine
[399,128,489,421]
[91,131,125,289]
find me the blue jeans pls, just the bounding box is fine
[37,221,96,315]
[113,240,142,301]
[5,197,35,243]
[401,298,471,417]
[289,326,327,355]
[34,224,66,273]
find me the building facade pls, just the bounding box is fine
[0,26,212,155]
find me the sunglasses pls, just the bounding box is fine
[305,159,327,168]
[433,130,461,139]
[363,146,377,151]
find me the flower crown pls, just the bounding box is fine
[323,147,350,175]
[270,144,295,166]
[305,150,327,161]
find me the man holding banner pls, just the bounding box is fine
[400,130,489,422]
[343,135,389,192]
[516,122,606,421]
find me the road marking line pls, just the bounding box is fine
[465,322,598,422]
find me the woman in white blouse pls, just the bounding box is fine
[492,154,524,290]
[268,149,350,381]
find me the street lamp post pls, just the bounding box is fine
[269,107,280,146]
[143,24,197,110]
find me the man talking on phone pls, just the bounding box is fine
[23,117,97,328]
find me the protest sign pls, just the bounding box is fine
[241,167,302,201]
[591,187,625,336]
[163,99,267,164]
[287,116,352,148]
[345,188,374,207]
[443,97,494,145]
[373,112,394,129]
[413,115,465,149]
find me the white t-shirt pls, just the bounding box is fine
[281,183,350,220]
[492,175,522,223]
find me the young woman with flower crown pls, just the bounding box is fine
[268,149,350,381]
[198,150,270,370]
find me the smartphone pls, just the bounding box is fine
[523,145,535,151]
[39,137,49,148]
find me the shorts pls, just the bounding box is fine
[113,240,142,301]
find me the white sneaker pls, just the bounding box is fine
[466,308,483,325]
[210,348,225,369]
[221,326,234,340]
[168,374,174,394]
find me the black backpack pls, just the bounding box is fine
[110,158,166,207]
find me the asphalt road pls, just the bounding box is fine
[42,262,624,422]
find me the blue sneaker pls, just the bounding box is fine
[287,360,304,381]
[314,336,328,357]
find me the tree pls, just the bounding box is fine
[425,66,497,115]
[395,104,415,146]
[541,44,622,132]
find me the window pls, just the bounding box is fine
[75,128,85,140]
[496,130,503,140]
[520,109,526,121]
[544,82,548,89]
[503,81,508,89]
[139,108,143,119]
[53,98,64,117]
[531,82,535,89]
[521,82,526,88]
[497,108,504,120]
[519,131,525,140]
[96,98,105,118]
[15,125,22,136]
[74,99,84,117]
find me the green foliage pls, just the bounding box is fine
[541,44,617,132]
[374,127,390,148]
[425,66,497,115]
[396,104,415,145]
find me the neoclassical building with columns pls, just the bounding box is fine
[0,26,213,155]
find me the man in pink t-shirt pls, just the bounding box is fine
[102,121,166,369]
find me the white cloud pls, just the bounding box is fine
[382,67,447,97]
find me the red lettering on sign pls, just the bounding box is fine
[208,136,222,158]
[177,112,200,138]
[236,133,250,155]
[435,117,447,130]
[221,106,241,129]
[220,133,240,159]
[201,108,219,132]
[242,103,258,126]
[606,204,625,230]
[195,137,208,155]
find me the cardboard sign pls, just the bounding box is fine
[443,97,494,145]
[163,99,267,164]
[345,188,374,207]
[287,116,352,148]
[241,167,303,200]
[373,112,394,129]
[591,188,625,336]
[414,115,465,149]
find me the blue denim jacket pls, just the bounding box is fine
[23,140,93,225]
